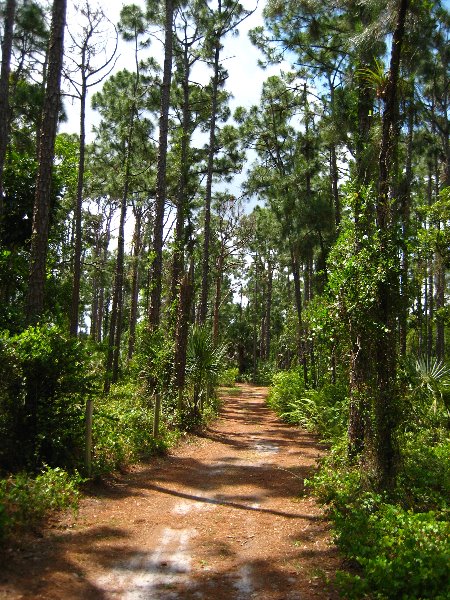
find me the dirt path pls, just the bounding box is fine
[1,384,342,599]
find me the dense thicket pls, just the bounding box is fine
[0,0,449,594]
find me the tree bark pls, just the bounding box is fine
[252,252,259,380]
[104,193,127,392]
[199,42,220,325]
[149,0,174,329]
[70,73,87,336]
[265,259,273,360]
[0,0,16,224]
[435,249,445,361]
[174,265,193,409]
[26,0,67,323]
[212,252,224,346]
[330,145,340,231]
[128,203,143,362]
[290,247,308,385]
[435,137,446,360]
[399,90,414,355]
[96,208,112,342]
[374,0,409,489]
[171,35,192,306]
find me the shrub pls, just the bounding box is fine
[253,360,278,386]
[131,324,174,396]
[334,500,450,600]
[91,382,173,475]
[268,370,348,440]
[267,369,305,420]
[397,430,450,511]
[399,357,450,431]
[0,325,99,471]
[219,367,239,387]
[309,431,450,599]
[0,467,80,539]
[184,326,226,425]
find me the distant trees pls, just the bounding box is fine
[242,0,449,489]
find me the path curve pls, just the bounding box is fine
[1,384,341,599]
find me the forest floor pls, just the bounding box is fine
[0,384,342,599]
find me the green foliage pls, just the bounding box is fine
[0,249,29,331]
[0,467,80,540]
[334,502,449,600]
[183,326,227,426]
[397,430,450,512]
[1,151,38,249]
[132,323,174,396]
[187,326,226,388]
[0,325,100,471]
[219,367,239,387]
[90,381,173,474]
[268,370,348,440]
[251,360,278,386]
[417,187,450,262]
[267,369,306,420]
[310,429,450,599]
[399,356,450,429]
[303,295,348,388]
[327,183,401,336]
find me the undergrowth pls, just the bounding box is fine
[310,432,450,600]
[268,369,450,599]
[0,467,81,540]
[0,324,226,539]
[267,369,348,440]
[91,381,177,475]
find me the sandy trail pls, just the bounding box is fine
[0,384,341,599]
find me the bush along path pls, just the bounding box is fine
[0,384,342,599]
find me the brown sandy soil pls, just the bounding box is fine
[0,384,343,599]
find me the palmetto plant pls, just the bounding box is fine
[186,326,226,415]
[412,357,450,416]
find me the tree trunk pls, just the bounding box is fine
[199,42,220,325]
[252,253,259,380]
[26,0,67,323]
[174,265,193,411]
[435,249,445,361]
[374,0,409,489]
[348,189,373,460]
[348,331,372,460]
[171,39,192,306]
[0,0,16,224]
[399,90,414,355]
[149,0,174,329]
[265,259,273,360]
[104,192,127,393]
[290,247,308,385]
[213,252,224,346]
[330,144,340,231]
[96,209,112,343]
[90,223,102,341]
[128,203,143,362]
[435,138,447,360]
[70,74,87,336]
